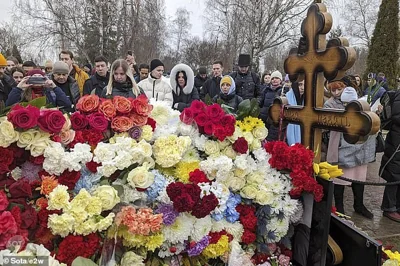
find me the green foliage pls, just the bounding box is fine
[204,94,213,105]
[236,98,261,121]
[71,257,98,266]
[366,0,400,88]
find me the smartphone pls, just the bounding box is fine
[27,76,46,85]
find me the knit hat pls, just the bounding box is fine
[53,61,69,74]
[150,59,164,72]
[340,87,358,103]
[0,53,7,67]
[27,69,45,77]
[237,54,251,67]
[44,60,53,68]
[270,70,282,81]
[198,66,207,75]
[220,76,232,87]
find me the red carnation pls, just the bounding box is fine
[184,184,201,202]
[233,137,249,154]
[58,170,81,190]
[189,169,210,184]
[68,130,85,148]
[20,205,38,230]
[0,191,9,211]
[56,233,101,265]
[9,179,32,199]
[7,104,39,130]
[82,129,104,147]
[10,206,21,227]
[241,229,256,244]
[0,147,13,174]
[29,155,45,165]
[173,193,195,212]
[166,182,186,201]
[146,117,157,131]
[70,112,89,130]
[192,194,219,218]
[86,161,100,173]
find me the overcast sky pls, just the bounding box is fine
[0,0,205,36]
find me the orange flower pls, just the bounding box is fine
[99,100,117,120]
[111,116,134,132]
[36,197,48,210]
[130,113,148,126]
[76,95,100,113]
[132,94,153,116]
[40,175,58,195]
[113,96,133,114]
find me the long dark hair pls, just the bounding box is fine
[175,71,187,88]
[261,71,271,85]
[291,81,304,105]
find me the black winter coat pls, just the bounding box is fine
[53,76,80,105]
[173,87,199,112]
[194,74,208,92]
[380,91,400,182]
[213,93,243,112]
[83,72,110,96]
[100,81,144,99]
[0,74,16,106]
[200,76,221,101]
[170,63,200,111]
[259,85,283,141]
[230,71,263,104]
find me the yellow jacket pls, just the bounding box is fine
[72,64,89,96]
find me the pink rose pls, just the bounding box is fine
[88,112,109,131]
[37,110,66,134]
[60,130,76,145]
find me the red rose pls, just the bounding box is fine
[241,229,256,244]
[82,129,104,147]
[190,100,207,114]
[180,108,195,124]
[203,121,214,136]
[206,104,224,122]
[132,94,153,116]
[20,205,38,230]
[59,170,81,190]
[214,125,228,141]
[37,110,66,134]
[70,112,89,130]
[9,180,32,199]
[86,161,100,173]
[7,104,39,130]
[189,169,210,184]
[0,211,18,249]
[173,193,195,212]
[166,182,186,201]
[0,190,9,211]
[194,112,208,127]
[146,117,157,131]
[233,137,249,154]
[220,114,236,127]
[87,112,109,131]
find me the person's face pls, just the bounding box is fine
[271,77,281,87]
[139,68,149,80]
[45,67,53,74]
[151,66,164,79]
[7,60,15,71]
[285,80,292,87]
[264,75,271,84]
[221,83,230,94]
[126,54,134,64]
[212,64,223,77]
[60,53,73,67]
[330,87,344,99]
[238,66,249,74]
[23,66,34,73]
[177,72,186,87]
[355,76,361,86]
[95,61,108,77]
[113,66,127,83]
[298,80,305,95]
[12,71,24,83]
[0,66,5,75]
[367,78,376,87]
[200,74,207,79]
[53,73,68,84]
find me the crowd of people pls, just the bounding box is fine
[0,50,399,223]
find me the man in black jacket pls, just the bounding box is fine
[230,54,263,104]
[194,66,208,93]
[51,61,80,106]
[200,61,223,101]
[83,56,110,96]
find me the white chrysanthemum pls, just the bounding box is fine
[162,213,195,244]
[93,142,116,163]
[252,148,271,163]
[290,201,304,224]
[150,100,172,125]
[228,240,254,266]
[191,216,212,242]
[193,134,207,151]
[200,155,233,180]
[97,162,118,177]
[211,220,244,241]
[158,242,185,258]
[182,146,200,162]
[177,122,199,138]
[234,154,248,170]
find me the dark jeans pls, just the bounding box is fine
[381,185,400,212]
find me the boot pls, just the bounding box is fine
[351,183,374,219]
[333,184,345,214]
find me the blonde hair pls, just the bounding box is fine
[106,59,140,96]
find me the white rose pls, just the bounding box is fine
[93,185,121,210]
[17,130,36,148]
[223,146,237,159]
[242,132,254,144]
[227,176,246,191]
[204,140,220,156]
[0,120,19,147]
[127,165,155,189]
[252,126,268,140]
[250,139,262,150]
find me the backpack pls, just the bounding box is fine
[379,90,396,130]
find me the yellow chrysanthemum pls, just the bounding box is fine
[174,161,200,183]
[122,232,164,251]
[202,235,229,259]
[384,250,400,263]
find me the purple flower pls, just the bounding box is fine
[187,236,210,257]
[21,161,42,181]
[155,204,179,225]
[128,126,142,141]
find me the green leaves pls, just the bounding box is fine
[71,257,99,266]
[236,98,260,121]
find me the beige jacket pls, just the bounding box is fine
[138,75,173,107]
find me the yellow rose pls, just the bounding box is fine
[254,190,274,205]
[74,217,97,236]
[93,185,120,211]
[17,130,36,148]
[240,184,258,199]
[140,125,153,141]
[48,213,75,237]
[252,126,268,140]
[47,185,70,210]
[247,171,265,184]
[222,146,237,159]
[250,139,262,150]
[227,176,246,191]
[127,165,155,189]
[204,140,220,156]
[0,120,19,147]
[86,196,103,216]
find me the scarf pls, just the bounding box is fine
[113,80,133,92]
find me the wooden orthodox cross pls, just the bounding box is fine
[269,3,380,160]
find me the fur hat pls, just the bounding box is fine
[53,61,69,74]
[341,87,358,103]
[220,75,232,86]
[0,53,7,67]
[238,54,251,67]
[150,59,164,72]
[198,66,207,75]
[271,70,283,81]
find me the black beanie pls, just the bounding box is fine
[150,59,164,72]
[198,66,207,75]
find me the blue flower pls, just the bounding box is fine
[145,170,167,202]
[74,167,101,193]
[223,192,241,223]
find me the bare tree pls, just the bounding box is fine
[169,7,192,61]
